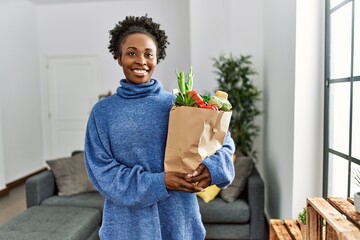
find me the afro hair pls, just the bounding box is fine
[108,15,169,63]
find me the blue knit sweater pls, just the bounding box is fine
[84,79,235,240]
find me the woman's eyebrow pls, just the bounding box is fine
[125,47,154,51]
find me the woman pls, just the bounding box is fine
[84,15,235,240]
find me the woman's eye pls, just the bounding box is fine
[145,53,154,58]
[127,52,136,56]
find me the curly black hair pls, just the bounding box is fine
[108,15,169,63]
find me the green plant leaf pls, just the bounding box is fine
[298,208,306,225]
[212,53,262,158]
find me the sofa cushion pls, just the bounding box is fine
[41,191,104,212]
[0,206,100,240]
[198,197,250,223]
[196,185,222,203]
[220,155,254,203]
[46,153,96,196]
[204,223,250,239]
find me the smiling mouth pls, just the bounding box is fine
[132,69,149,76]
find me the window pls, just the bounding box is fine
[324,0,360,197]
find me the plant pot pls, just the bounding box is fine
[354,192,360,212]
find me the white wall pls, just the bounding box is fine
[0,0,44,183]
[263,0,324,218]
[189,0,263,94]
[157,0,191,91]
[292,0,324,217]
[263,0,296,218]
[0,107,5,191]
[0,1,8,192]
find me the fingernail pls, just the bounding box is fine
[193,171,199,176]
[200,188,205,192]
[186,174,193,178]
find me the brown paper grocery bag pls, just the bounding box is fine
[164,106,232,173]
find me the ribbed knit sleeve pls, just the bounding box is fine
[201,132,235,188]
[84,111,169,208]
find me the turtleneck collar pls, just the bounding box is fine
[116,79,162,99]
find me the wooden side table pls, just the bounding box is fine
[307,197,360,240]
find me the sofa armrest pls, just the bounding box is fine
[247,166,265,239]
[26,170,56,208]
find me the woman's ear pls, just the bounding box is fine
[117,57,122,67]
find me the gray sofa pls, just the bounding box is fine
[24,165,264,239]
[199,167,265,239]
[0,205,100,240]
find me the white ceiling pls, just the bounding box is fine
[27,0,136,5]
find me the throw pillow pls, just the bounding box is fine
[46,152,96,196]
[220,155,254,203]
[196,184,222,203]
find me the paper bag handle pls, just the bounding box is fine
[211,111,224,139]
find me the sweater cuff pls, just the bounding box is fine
[201,158,221,186]
[152,172,169,200]
[201,157,234,188]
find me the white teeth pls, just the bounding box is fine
[132,69,148,77]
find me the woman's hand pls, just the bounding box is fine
[185,164,211,189]
[165,172,205,192]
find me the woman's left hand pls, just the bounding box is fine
[185,164,211,189]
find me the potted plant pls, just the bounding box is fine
[212,53,261,158]
[353,168,360,212]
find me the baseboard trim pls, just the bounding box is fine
[0,167,48,197]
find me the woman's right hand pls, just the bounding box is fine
[165,172,205,193]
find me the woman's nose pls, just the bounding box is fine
[136,56,147,65]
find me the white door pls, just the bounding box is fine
[47,56,100,159]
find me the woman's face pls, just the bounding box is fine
[118,33,157,84]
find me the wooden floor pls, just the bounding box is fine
[0,184,26,225]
